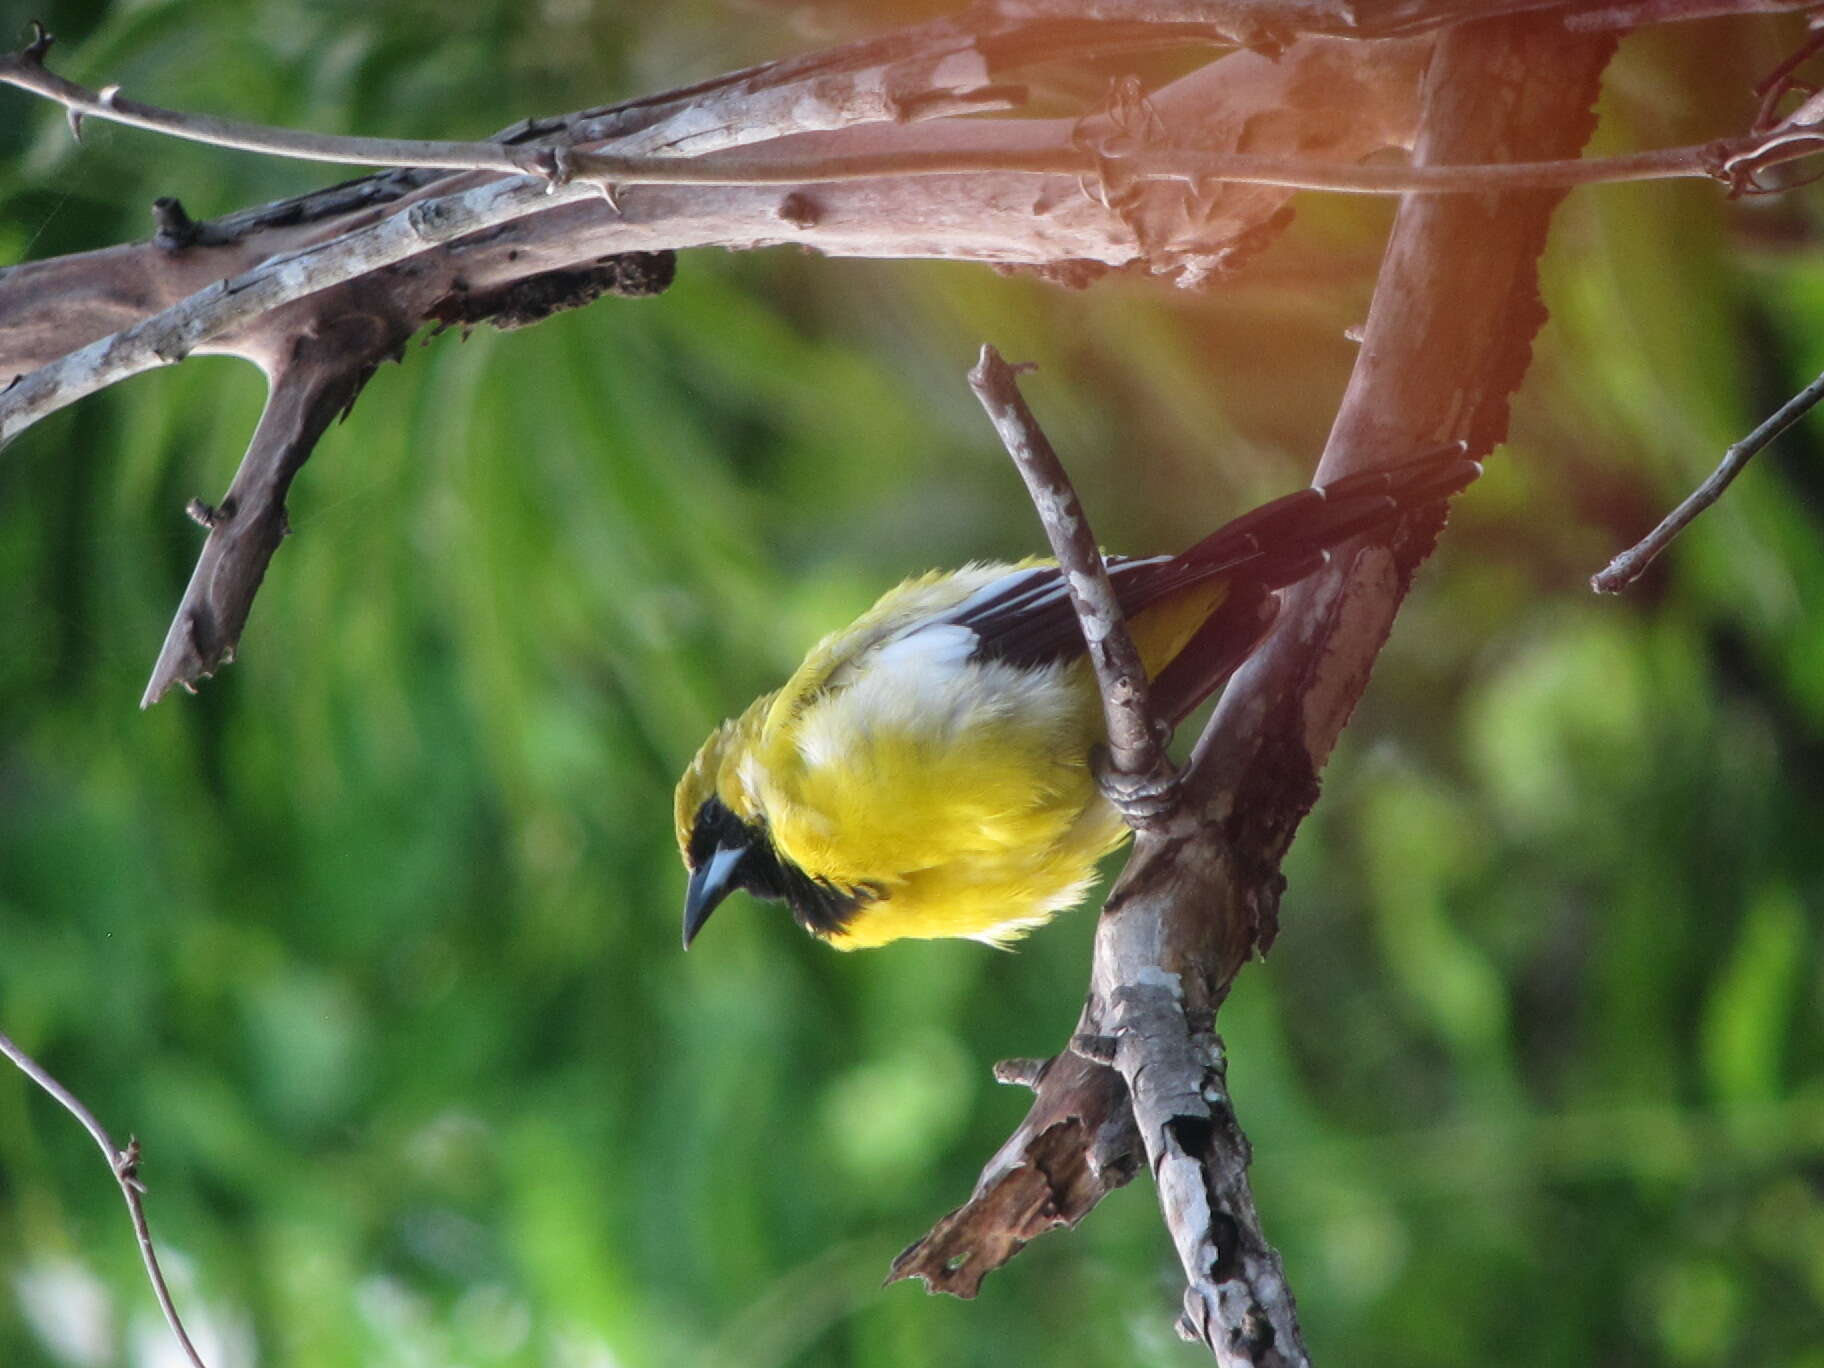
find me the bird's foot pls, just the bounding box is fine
[1092,745,1183,827]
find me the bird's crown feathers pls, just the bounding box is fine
[672,694,772,861]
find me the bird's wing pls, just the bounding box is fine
[927,557,1183,670]
[936,446,1482,671]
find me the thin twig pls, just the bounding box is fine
[980,0,1816,32]
[0,27,538,175]
[6,28,1823,199]
[0,1029,207,1368]
[1592,367,1824,592]
[966,344,1179,815]
[0,19,1021,175]
[562,132,1811,194]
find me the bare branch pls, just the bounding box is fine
[0,16,1047,382]
[8,25,1818,199]
[0,18,1026,176]
[1185,15,1617,900]
[0,169,600,447]
[0,1029,208,1368]
[0,23,539,175]
[901,13,1616,1352]
[989,0,1818,34]
[1592,367,1824,593]
[1560,0,1818,27]
[967,345,1179,814]
[11,5,1820,450]
[1104,986,1300,1362]
[139,323,407,706]
[4,37,1428,445]
[890,1049,1138,1295]
[18,58,1823,451]
[563,111,1824,198]
[955,350,1305,1360]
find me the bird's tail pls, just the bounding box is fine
[1178,443,1482,589]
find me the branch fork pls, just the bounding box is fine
[967,345,1185,831]
[0,1030,207,1367]
[897,16,1613,1363]
[959,346,1304,1361]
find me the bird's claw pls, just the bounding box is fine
[1092,745,1182,825]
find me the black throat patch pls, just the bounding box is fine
[688,797,872,938]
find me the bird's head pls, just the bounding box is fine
[673,701,871,948]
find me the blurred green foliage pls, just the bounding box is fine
[4,3,1824,1365]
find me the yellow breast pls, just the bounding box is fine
[754,656,1127,946]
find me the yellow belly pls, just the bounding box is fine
[827,798,1132,948]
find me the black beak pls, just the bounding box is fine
[682,844,745,949]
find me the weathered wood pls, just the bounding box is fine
[988,0,1812,36]
[1121,18,1616,1356]
[899,14,1615,1362]
[0,31,1427,702]
[889,1049,1138,1295]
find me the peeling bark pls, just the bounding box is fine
[1,32,1429,703]
[896,15,1615,1362]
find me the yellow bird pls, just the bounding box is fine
[675,449,1478,951]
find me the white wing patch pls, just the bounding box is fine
[788,562,1087,774]
[872,622,978,672]
[793,631,1075,774]
[936,565,1059,625]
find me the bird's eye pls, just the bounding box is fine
[687,816,714,868]
[687,814,719,869]
[688,796,751,869]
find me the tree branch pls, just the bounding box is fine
[942,350,1306,1361]
[1183,15,1616,926]
[0,34,1409,447]
[987,0,1816,34]
[897,13,1616,1354]
[0,17,1032,176]
[16,41,1822,453]
[967,345,1179,807]
[139,319,409,706]
[6,23,1818,202]
[4,34,1431,701]
[889,1049,1139,1295]
[0,23,541,175]
[1592,366,1824,593]
[1103,983,1295,1359]
[0,167,603,448]
[0,1029,207,1368]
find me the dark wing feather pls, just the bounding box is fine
[934,557,1179,670]
[949,447,1480,672]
